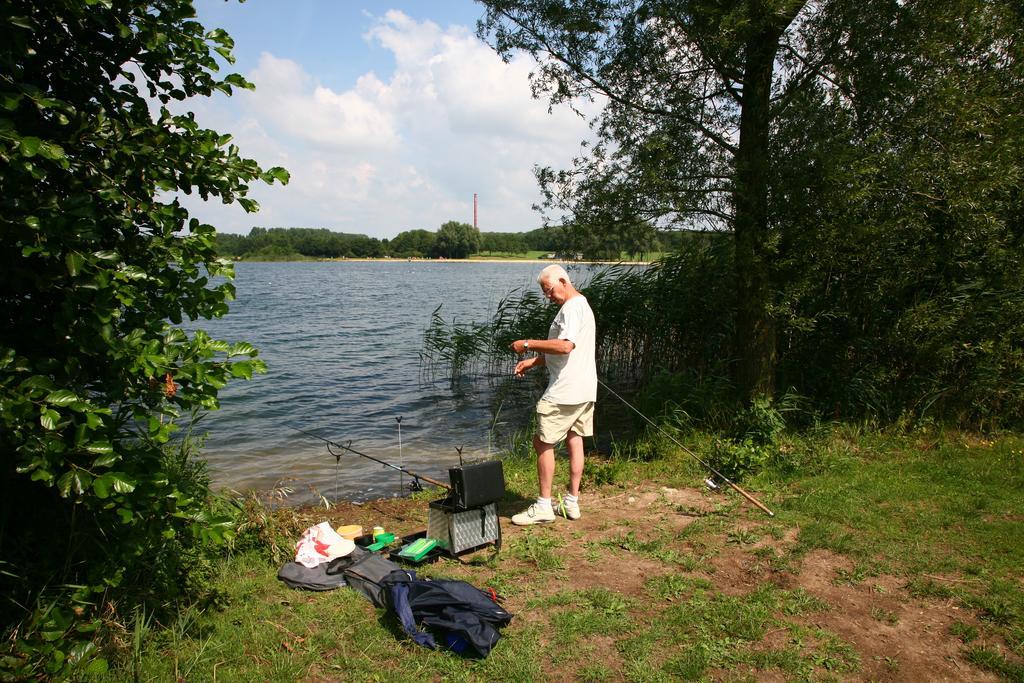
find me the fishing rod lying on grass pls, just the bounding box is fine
[598,379,775,517]
[289,425,451,492]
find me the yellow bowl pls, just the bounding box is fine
[335,524,362,540]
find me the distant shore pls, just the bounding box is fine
[233,256,654,265]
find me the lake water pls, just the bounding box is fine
[196,260,565,504]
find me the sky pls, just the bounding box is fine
[181,0,599,237]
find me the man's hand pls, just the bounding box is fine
[514,356,541,377]
[510,339,529,355]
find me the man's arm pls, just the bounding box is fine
[511,338,575,355]
[514,354,545,377]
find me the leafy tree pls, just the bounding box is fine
[474,0,1023,423]
[480,0,811,398]
[215,226,384,259]
[389,228,437,257]
[480,231,528,254]
[432,220,481,259]
[479,0,1023,409]
[214,230,248,257]
[770,0,1024,423]
[566,215,660,260]
[0,0,287,675]
[522,225,569,252]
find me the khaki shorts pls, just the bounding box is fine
[535,399,594,445]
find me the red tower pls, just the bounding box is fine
[473,193,478,229]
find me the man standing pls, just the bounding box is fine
[510,265,597,525]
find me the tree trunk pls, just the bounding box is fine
[733,25,782,401]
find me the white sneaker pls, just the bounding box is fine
[511,503,556,526]
[558,497,581,520]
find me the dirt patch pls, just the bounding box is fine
[284,482,1003,681]
[562,551,667,596]
[780,551,997,681]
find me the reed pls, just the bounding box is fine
[421,238,735,393]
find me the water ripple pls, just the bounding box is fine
[195,261,547,504]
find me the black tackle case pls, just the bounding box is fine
[447,460,505,510]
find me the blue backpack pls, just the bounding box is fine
[383,570,512,657]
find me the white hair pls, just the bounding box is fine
[537,264,571,286]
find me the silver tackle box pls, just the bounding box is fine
[427,499,502,556]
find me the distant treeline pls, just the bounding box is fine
[215,224,697,260]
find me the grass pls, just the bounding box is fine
[469,251,665,262]
[469,250,549,260]
[95,428,1024,681]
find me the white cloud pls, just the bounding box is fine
[245,53,400,152]
[181,10,598,237]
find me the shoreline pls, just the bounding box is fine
[232,257,654,265]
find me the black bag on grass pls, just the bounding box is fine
[276,562,348,591]
[328,550,404,608]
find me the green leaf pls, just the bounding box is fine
[75,619,102,634]
[92,476,110,499]
[228,341,257,357]
[36,140,66,161]
[65,251,85,276]
[92,452,119,468]
[40,409,60,430]
[57,470,89,497]
[8,15,34,30]
[21,374,55,389]
[74,422,88,445]
[118,265,148,280]
[41,628,65,643]
[22,375,56,391]
[19,136,41,156]
[85,441,113,454]
[228,360,252,378]
[222,73,253,90]
[110,474,136,494]
[267,166,291,184]
[84,657,108,675]
[44,389,79,406]
[68,639,97,666]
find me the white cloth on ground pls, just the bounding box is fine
[294,521,355,568]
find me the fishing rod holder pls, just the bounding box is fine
[290,424,506,553]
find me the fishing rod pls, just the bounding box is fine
[597,379,775,517]
[288,425,451,491]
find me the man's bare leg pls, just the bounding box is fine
[534,435,555,499]
[565,430,585,497]
[511,436,558,525]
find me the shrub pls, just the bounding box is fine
[1,1,285,675]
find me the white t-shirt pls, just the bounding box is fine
[542,294,597,404]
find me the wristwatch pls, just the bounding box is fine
[524,340,530,352]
